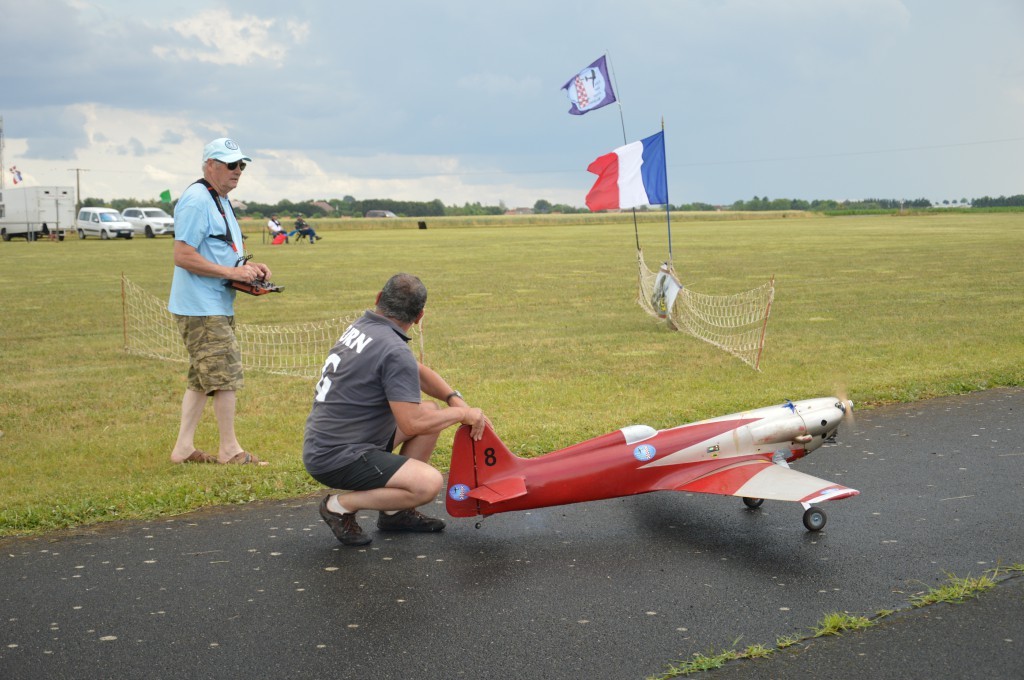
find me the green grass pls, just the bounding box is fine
[1,211,1023,535]
[651,564,1024,678]
[810,612,874,637]
[909,572,999,607]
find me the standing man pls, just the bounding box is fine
[168,137,271,466]
[304,273,487,546]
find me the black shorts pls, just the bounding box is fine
[310,450,408,491]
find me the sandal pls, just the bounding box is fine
[179,450,216,464]
[221,451,267,465]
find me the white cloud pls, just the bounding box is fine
[153,9,309,66]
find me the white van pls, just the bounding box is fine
[77,207,134,239]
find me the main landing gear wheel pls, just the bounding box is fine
[742,497,764,509]
[803,506,827,532]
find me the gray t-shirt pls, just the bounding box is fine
[303,311,421,475]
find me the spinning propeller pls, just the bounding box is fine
[835,386,856,427]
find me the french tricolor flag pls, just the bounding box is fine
[585,131,668,211]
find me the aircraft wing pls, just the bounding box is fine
[674,459,859,504]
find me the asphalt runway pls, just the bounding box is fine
[2,388,1022,679]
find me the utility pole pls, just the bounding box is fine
[68,167,89,215]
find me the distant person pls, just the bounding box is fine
[304,273,488,545]
[267,215,288,243]
[290,216,322,242]
[167,137,272,466]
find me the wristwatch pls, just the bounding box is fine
[444,390,463,405]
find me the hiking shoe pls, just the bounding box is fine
[377,508,446,533]
[319,496,372,546]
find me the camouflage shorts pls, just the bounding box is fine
[174,314,244,394]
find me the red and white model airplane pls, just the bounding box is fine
[446,397,859,532]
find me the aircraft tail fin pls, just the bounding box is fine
[446,424,526,517]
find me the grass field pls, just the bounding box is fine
[1,211,1022,536]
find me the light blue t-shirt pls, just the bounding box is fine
[167,181,245,317]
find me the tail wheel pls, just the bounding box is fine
[803,506,827,532]
[742,497,764,509]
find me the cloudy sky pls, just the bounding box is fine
[1,0,1021,208]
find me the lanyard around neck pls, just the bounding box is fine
[195,178,239,253]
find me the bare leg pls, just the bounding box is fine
[395,432,440,463]
[170,388,209,462]
[333,458,443,512]
[393,401,441,463]
[212,390,245,462]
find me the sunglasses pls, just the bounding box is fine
[214,159,247,171]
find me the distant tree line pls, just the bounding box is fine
[82,195,517,218]
[724,196,935,211]
[79,193,1024,217]
[970,194,1024,208]
[531,199,588,214]
[243,196,447,218]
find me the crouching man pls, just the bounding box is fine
[303,273,488,545]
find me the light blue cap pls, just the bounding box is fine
[202,138,252,164]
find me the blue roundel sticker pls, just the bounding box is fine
[449,484,470,501]
[633,444,656,461]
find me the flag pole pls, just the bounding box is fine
[606,51,629,146]
[605,52,642,252]
[662,116,673,263]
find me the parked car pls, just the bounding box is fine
[76,207,133,239]
[365,210,397,218]
[122,207,174,238]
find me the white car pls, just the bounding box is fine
[121,207,175,238]
[76,207,134,240]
